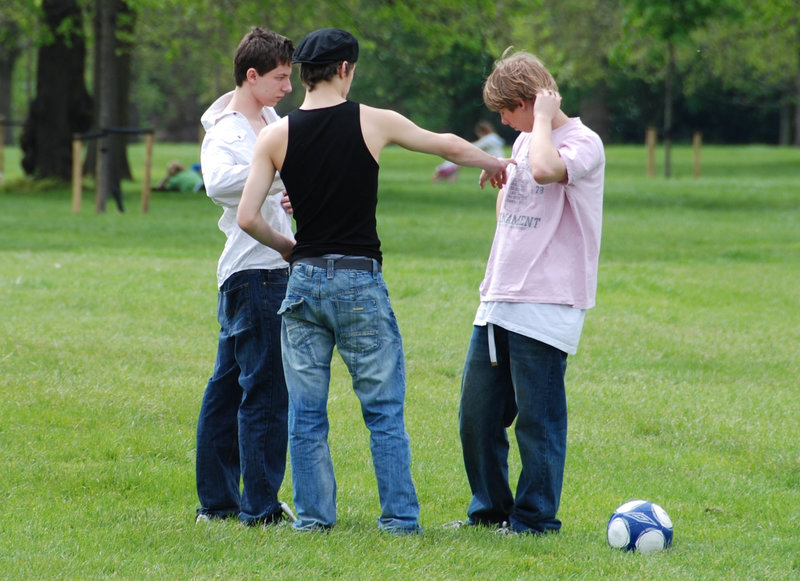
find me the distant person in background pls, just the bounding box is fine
[154,160,204,192]
[433,121,505,183]
[473,121,506,157]
[194,26,296,527]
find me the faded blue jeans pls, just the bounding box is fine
[459,324,568,534]
[195,268,289,525]
[278,259,420,534]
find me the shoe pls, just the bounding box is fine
[445,518,510,529]
[247,501,297,527]
[196,510,238,524]
[379,523,423,535]
[279,501,297,523]
[495,521,517,536]
[291,521,333,533]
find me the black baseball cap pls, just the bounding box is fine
[292,28,359,65]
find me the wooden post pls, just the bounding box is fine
[72,136,83,213]
[693,131,702,179]
[141,132,154,213]
[646,126,657,178]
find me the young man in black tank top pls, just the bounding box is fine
[237,28,513,535]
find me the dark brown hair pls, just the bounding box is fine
[300,61,354,91]
[233,27,294,86]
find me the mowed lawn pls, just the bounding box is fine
[0,141,798,580]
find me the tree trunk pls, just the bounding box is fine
[85,0,134,182]
[83,5,102,179]
[96,0,124,212]
[778,100,791,146]
[115,2,135,180]
[579,81,610,144]
[0,22,21,146]
[663,41,674,179]
[19,0,93,179]
[794,66,800,147]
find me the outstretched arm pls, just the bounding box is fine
[360,105,514,189]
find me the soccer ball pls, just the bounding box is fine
[607,500,673,554]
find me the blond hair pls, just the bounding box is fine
[483,49,558,112]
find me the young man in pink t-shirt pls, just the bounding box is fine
[454,51,605,535]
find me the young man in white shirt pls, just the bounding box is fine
[195,27,296,527]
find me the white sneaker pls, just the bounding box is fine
[495,521,517,536]
[279,501,297,523]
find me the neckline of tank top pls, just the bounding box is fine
[296,100,352,113]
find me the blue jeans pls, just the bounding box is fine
[278,260,420,533]
[195,268,289,524]
[459,324,568,534]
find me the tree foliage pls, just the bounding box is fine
[128,0,515,137]
[615,0,738,175]
[6,0,800,187]
[508,0,624,142]
[19,0,93,180]
[692,0,800,145]
[0,1,43,144]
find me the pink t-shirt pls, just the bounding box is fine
[479,118,605,310]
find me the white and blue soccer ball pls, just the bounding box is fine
[607,500,673,554]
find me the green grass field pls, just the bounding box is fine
[1,141,798,579]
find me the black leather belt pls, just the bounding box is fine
[292,257,381,272]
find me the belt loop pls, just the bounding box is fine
[326,258,335,279]
[372,258,379,279]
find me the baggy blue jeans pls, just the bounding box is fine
[278,260,420,533]
[195,268,289,524]
[459,324,568,534]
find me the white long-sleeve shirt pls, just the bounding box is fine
[200,91,294,288]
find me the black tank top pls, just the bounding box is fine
[281,101,382,263]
